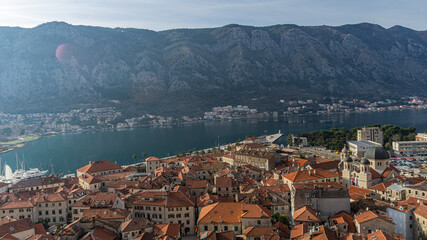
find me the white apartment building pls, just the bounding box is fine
[348,141,382,159]
[392,141,427,156]
[357,127,384,145]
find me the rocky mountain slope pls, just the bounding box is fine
[0,22,425,115]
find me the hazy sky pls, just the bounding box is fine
[0,0,425,31]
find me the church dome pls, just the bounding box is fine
[360,158,370,165]
[344,156,353,162]
[364,147,389,160]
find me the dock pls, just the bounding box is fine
[264,130,283,144]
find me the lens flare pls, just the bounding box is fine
[56,44,69,63]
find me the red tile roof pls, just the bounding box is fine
[348,186,371,200]
[34,223,47,235]
[77,160,122,174]
[283,169,339,183]
[366,230,397,240]
[293,206,321,223]
[71,192,118,208]
[330,211,355,233]
[198,202,271,224]
[414,204,427,219]
[0,200,35,209]
[0,218,34,236]
[187,180,209,189]
[215,177,233,188]
[91,227,118,240]
[82,208,130,221]
[153,224,180,239]
[121,218,151,233]
[370,181,397,192]
[354,210,394,225]
[165,191,195,207]
[290,224,307,239]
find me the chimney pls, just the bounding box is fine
[313,169,317,175]
[89,161,92,164]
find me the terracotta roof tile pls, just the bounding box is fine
[187,180,209,189]
[414,204,427,219]
[153,224,180,239]
[215,177,233,188]
[71,192,118,208]
[366,230,397,240]
[370,180,397,192]
[290,224,307,239]
[82,208,130,221]
[283,169,339,183]
[0,218,34,236]
[293,206,321,222]
[354,210,394,225]
[77,160,122,174]
[330,211,355,233]
[121,218,151,232]
[198,202,271,224]
[91,227,118,240]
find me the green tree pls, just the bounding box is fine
[287,134,293,146]
[141,152,147,159]
[0,128,12,137]
[132,154,137,163]
[55,223,61,235]
[271,213,290,227]
[384,142,391,150]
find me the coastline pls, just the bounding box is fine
[0,135,40,154]
[1,108,425,158]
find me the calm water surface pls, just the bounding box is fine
[1,110,426,175]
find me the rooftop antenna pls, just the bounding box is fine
[22,154,25,170]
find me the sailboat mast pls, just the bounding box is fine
[50,158,54,175]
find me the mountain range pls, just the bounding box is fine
[0,22,426,116]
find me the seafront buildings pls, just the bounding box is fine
[393,141,427,157]
[1,134,427,239]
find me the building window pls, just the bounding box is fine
[204,226,208,231]
[214,226,218,231]
[257,220,261,224]
[234,226,238,231]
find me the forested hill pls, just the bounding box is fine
[0,22,426,115]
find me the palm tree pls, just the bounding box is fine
[141,152,147,159]
[132,154,137,163]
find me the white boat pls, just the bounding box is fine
[0,156,48,183]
